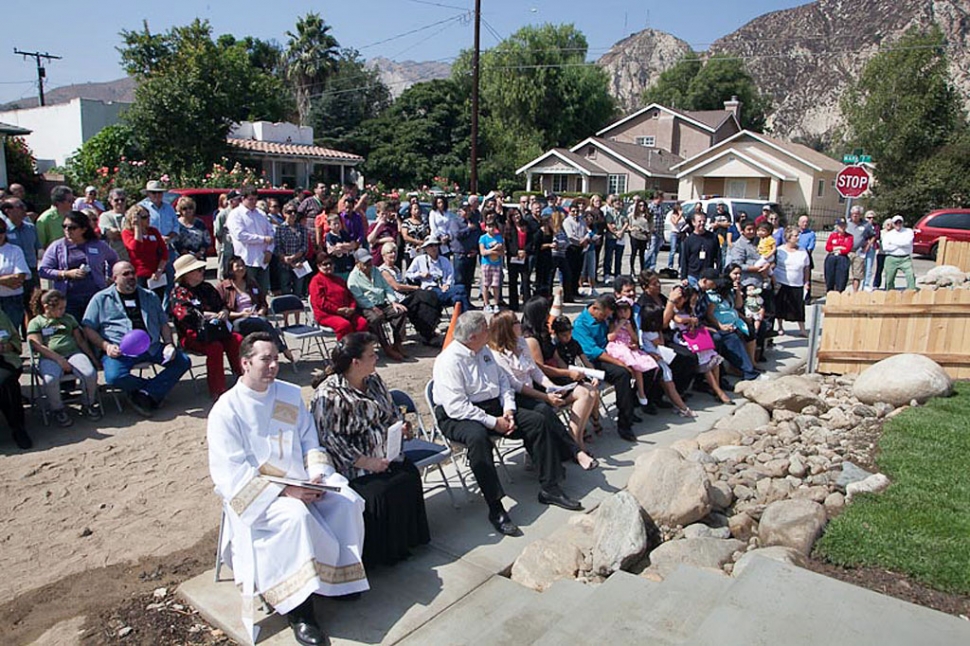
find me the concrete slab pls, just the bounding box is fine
[689,556,970,645]
[468,579,595,646]
[395,575,538,646]
[179,545,495,645]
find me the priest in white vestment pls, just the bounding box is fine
[208,331,368,645]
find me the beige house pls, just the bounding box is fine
[517,100,741,195]
[672,130,843,218]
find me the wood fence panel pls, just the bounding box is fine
[937,237,970,272]
[817,288,970,379]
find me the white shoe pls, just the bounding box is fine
[638,396,649,406]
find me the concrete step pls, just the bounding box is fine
[530,571,678,646]
[468,578,596,646]
[633,565,736,643]
[687,555,970,646]
[395,575,539,645]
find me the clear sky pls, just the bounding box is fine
[2,0,809,105]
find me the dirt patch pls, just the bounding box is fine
[806,559,970,619]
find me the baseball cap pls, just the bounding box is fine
[835,217,847,226]
[353,248,373,263]
[892,215,904,223]
[226,190,242,200]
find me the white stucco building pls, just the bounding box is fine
[0,98,129,172]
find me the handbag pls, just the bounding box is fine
[199,318,232,343]
[682,326,715,353]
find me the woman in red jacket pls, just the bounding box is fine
[308,251,368,339]
[121,204,168,302]
[824,217,853,293]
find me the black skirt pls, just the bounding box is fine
[774,284,806,322]
[350,459,430,567]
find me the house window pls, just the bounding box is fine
[551,175,569,193]
[586,146,596,159]
[726,179,746,198]
[608,174,627,195]
[817,179,824,198]
[279,161,297,188]
[635,136,656,147]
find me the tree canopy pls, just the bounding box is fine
[118,19,290,177]
[841,26,965,206]
[285,12,340,125]
[310,49,391,152]
[642,54,770,131]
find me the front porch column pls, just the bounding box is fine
[340,165,345,185]
[769,178,781,202]
[525,172,533,192]
[581,175,589,193]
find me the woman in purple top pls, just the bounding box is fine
[39,211,119,320]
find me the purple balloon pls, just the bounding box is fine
[119,329,151,357]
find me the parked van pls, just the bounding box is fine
[680,198,786,225]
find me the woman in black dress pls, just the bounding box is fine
[310,332,430,566]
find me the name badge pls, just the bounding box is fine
[89,247,100,255]
[252,288,258,294]
[42,327,56,337]
[6,232,17,240]
[699,250,707,260]
[124,300,137,308]
[271,400,299,425]
[147,235,156,241]
[0,330,8,341]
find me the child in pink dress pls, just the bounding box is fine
[606,297,658,406]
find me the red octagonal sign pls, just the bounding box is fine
[836,165,872,199]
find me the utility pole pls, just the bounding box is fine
[470,0,481,194]
[13,48,61,107]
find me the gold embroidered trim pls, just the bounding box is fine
[258,462,287,477]
[262,559,367,607]
[229,475,270,516]
[305,449,332,468]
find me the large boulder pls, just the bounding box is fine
[732,546,808,577]
[852,354,953,407]
[712,402,771,432]
[643,537,744,580]
[735,375,826,413]
[695,428,742,452]
[592,491,649,575]
[511,538,583,591]
[917,265,968,286]
[627,449,712,527]
[758,499,827,556]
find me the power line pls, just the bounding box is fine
[403,0,469,9]
[357,14,468,51]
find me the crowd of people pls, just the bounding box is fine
[3,177,928,645]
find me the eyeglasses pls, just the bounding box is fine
[139,215,150,220]
[319,262,334,268]
[63,224,80,231]
[284,210,296,215]
[119,270,136,276]
[0,230,7,235]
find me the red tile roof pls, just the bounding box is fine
[227,137,363,162]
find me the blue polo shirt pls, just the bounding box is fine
[571,307,607,360]
[2,216,41,272]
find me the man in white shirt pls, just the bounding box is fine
[432,311,581,537]
[881,215,916,290]
[405,238,472,312]
[228,185,275,294]
[208,332,368,645]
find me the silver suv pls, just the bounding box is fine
[680,198,785,225]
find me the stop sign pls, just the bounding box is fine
[836,165,871,198]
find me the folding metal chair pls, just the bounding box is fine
[269,295,332,367]
[424,379,517,486]
[390,388,464,507]
[26,343,103,425]
[105,362,158,412]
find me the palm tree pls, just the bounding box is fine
[285,13,340,125]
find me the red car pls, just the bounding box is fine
[912,209,970,259]
[163,188,306,256]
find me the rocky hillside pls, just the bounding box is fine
[597,0,970,145]
[365,57,452,98]
[709,0,970,144]
[596,29,693,113]
[0,77,135,111]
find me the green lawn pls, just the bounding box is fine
[814,382,970,594]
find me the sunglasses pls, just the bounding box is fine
[63,224,80,231]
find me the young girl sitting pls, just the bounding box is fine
[26,289,102,425]
[638,300,696,418]
[606,297,658,407]
[668,285,733,405]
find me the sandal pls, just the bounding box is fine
[591,418,603,435]
[676,407,697,418]
[577,453,599,471]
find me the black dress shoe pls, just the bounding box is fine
[617,426,637,441]
[655,399,673,409]
[488,511,522,537]
[631,413,643,424]
[289,619,327,646]
[12,428,32,450]
[642,401,659,415]
[538,488,583,511]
